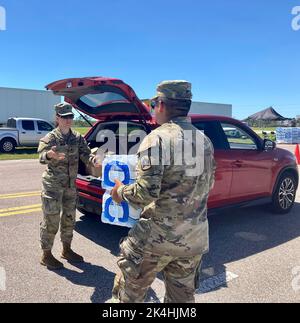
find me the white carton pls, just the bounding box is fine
[102,155,138,190]
[101,192,142,228]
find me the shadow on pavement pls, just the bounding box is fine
[75,202,300,295]
[54,258,160,303]
[200,202,300,292]
[75,213,129,257]
[54,262,115,303]
[74,216,161,302]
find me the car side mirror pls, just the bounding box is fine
[263,139,276,151]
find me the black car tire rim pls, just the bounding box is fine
[278,178,295,210]
[3,141,13,152]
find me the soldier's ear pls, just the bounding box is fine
[158,101,165,113]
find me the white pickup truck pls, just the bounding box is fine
[0,118,54,153]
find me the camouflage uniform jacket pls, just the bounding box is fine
[118,117,217,257]
[38,128,94,189]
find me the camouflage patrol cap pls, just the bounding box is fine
[153,80,193,101]
[55,102,74,117]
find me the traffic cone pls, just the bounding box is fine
[295,145,300,165]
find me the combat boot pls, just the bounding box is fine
[40,250,64,270]
[61,243,84,263]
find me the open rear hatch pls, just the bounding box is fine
[46,77,154,206]
[46,77,152,121]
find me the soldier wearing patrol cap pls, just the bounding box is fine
[110,81,217,303]
[38,102,100,270]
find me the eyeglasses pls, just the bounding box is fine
[60,115,74,120]
[150,99,161,109]
[150,100,157,109]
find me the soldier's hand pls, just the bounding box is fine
[92,156,102,168]
[47,146,66,161]
[111,179,124,204]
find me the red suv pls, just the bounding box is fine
[46,77,299,216]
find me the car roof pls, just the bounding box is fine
[189,114,241,123]
[93,114,243,125]
[10,117,50,122]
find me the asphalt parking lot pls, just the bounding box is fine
[0,148,300,303]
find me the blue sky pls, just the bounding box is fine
[0,0,299,119]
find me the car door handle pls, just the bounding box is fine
[22,132,26,134]
[37,132,42,134]
[232,160,243,168]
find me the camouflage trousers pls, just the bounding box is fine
[111,242,202,303]
[40,184,77,250]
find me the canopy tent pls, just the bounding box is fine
[244,107,290,122]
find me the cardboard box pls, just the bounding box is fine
[85,148,115,179]
[86,163,102,178]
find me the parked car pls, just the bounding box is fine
[223,127,243,138]
[0,117,54,153]
[46,77,299,215]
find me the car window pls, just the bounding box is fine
[80,92,130,108]
[91,122,147,136]
[221,123,258,150]
[37,121,53,132]
[7,119,16,128]
[22,120,35,131]
[116,123,146,136]
[193,121,229,150]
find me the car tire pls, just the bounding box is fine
[271,172,297,214]
[0,138,16,153]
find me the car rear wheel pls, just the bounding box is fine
[271,172,297,214]
[0,138,16,153]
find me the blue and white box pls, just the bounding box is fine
[276,128,300,144]
[102,155,138,190]
[101,155,142,228]
[101,192,142,228]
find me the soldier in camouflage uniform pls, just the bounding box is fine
[38,103,99,270]
[110,81,216,303]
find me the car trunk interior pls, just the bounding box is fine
[77,120,151,179]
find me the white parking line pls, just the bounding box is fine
[0,267,6,291]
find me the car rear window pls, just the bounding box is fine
[7,119,16,128]
[80,92,130,108]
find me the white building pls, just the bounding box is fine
[143,100,232,117]
[190,101,232,117]
[0,87,61,125]
[0,87,233,125]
